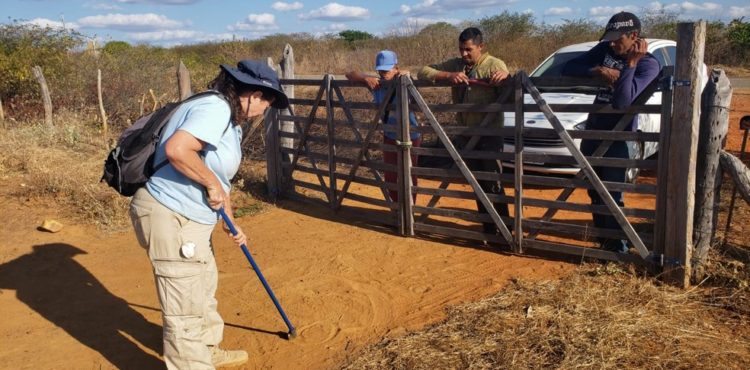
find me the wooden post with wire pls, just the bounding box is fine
[32,66,53,127]
[0,96,5,129]
[663,21,706,287]
[177,60,193,100]
[692,69,732,279]
[280,44,296,165]
[97,69,108,146]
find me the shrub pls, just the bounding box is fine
[339,30,375,43]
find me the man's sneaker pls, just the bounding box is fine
[210,347,248,368]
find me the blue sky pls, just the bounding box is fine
[4,0,749,46]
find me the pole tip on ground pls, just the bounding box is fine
[287,329,297,340]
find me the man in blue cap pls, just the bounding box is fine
[346,50,422,202]
[562,11,660,253]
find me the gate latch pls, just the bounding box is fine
[395,140,412,149]
[659,75,692,91]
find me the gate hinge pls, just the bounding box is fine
[647,253,683,267]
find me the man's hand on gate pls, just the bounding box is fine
[449,72,470,85]
[488,70,509,86]
[363,76,380,90]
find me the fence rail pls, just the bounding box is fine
[264,69,680,268]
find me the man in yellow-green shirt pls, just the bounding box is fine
[418,27,510,235]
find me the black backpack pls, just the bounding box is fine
[101,91,226,196]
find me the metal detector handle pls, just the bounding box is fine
[218,208,297,338]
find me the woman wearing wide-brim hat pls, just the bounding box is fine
[129,60,288,369]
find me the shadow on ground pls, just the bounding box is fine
[0,243,163,369]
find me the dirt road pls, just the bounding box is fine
[0,184,572,370]
[0,88,747,370]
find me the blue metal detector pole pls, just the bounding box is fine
[218,208,297,339]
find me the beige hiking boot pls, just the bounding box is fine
[210,347,248,368]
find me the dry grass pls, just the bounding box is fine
[0,110,132,229]
[0,109,274,228]
[341,263,750,370]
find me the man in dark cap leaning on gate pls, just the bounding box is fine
[561,11,661,253]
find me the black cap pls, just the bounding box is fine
[600,12,641,41]
[220,60,289,109]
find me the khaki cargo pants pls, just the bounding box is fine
[130,188,223,370]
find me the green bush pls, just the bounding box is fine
[0,21,83,103]
[339,30,375,43]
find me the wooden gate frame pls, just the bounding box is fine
[280,75,400,210]
[270,63,693,272]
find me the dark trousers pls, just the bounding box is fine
[383,136,421,202]
[580,138,630,252]
[457,135,509,233]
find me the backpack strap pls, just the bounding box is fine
[152,91,233,173]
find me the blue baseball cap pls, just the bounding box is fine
[220,60,289,109]
[375,50,398,71]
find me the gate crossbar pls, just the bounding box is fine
[331,83,393,202]
[407,80,516,248]
[334,82,398,210]
[526,69,666,241]
[288,76,333,202]
[520,72,649,258]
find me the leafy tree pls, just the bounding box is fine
[338,29,374,43]
[102,41,131,55]
[641,9,679,40]
[541,18,600,42]
[0,21,83,99]
[478,11,537,40]
[418,22,458,37]
[727,17,750,49]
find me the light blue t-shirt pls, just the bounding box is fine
[146,94,242,225]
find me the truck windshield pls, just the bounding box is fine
[531,51,584,78]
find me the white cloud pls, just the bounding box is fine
[645,2,725,16]
[397,0,517,17]
[387,16,460,36]
[326,23,348,31]
[77,13,185,31]
[271,1,304,11]
[299,3,370,21]
[544,7,573,16]
[588,6,639,17]
[311,22,349,36]
[129,30,235,43]
[680,1,721,12]
[84,2,122,10]
[228,13,279,32]
[397,0,438,15]
[729,6,750,18]
[116,0,201,4]
[21,18,79,30]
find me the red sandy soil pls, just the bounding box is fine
[0,89,747,370]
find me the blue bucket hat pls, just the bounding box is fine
[375,50,398,71]
[220,60,289,109]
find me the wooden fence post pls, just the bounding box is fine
[265,58,282,200]
[513,74,524,253]
[325,75,337,209]
[280,44,295,165]
[31,66,53,127]
[654,67,675,256]
[399,75,415,236]
[692,69,732,278]
[177,60,192,100]
[663,21,706,287]
[0,96,5,129]
[97,69,108,145]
